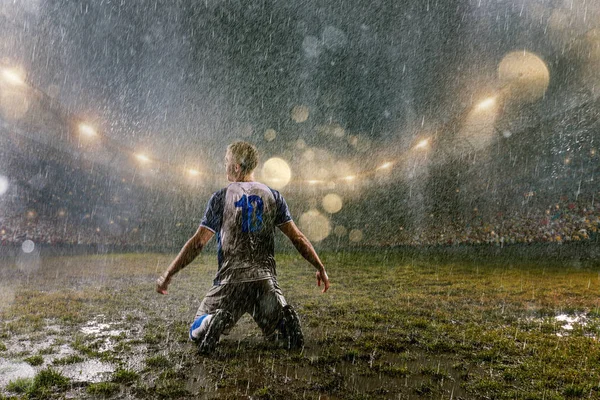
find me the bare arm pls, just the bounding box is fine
[278,221,330,292]
[156,226,214,295]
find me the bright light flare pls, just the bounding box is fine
[414,139,430,150]
[135,153,151,163]
[187,168,200,176]
[475,97,497,111]
[377,162,393,170]
[343,175,355,181]
[1,68,25,86]
[78,123,97,137]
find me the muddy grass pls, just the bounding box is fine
[1,251,599,399]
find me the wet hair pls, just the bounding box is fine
[227,141,258,175]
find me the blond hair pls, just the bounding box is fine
[227,141,259,175]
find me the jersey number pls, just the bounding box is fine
[235,194,264,232]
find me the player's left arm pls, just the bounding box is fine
[156,226,214,295]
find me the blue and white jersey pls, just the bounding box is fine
[200,181,292,285]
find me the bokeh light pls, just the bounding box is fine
[261,157,291,189]
[334,225,347,237]
[264,129,277,142]
[498,51,550,103]
[21,240,35,253]
[0,175,8,196]
[349,229,364,243]
[322,26,348,50]
[302,36,322,58]
[291,105,309,123]
[322,193,343,214]
[298,210,331,242]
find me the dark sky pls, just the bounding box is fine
[1,0,599,172]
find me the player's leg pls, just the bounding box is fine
[251,279,304,350]
[280,304,304,350]
[197,308,235,354]
[191,284,240,353]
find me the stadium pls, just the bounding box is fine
[1,1,600,399]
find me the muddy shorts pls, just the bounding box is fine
[195,278,287,338]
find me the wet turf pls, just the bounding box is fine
[0,250,599,399]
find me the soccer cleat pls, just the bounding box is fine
[198,309,233,355]
[281,305,304,350]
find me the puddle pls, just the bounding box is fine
[0,360,36,387]
[555,313,585,331]
[56,360,115,383]
[79,316,126,352]
[80,315,125,338]
[525,313,597,338]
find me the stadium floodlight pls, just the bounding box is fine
[135,153,151,163]
[377,162,393,170]
[78,123,97,137]
[1,68,25,86]
[414,138,430,150]
[475,97,496,111]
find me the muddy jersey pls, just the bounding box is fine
[199,182,292,285]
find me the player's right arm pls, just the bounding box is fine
[156,226,214,295]
[278,221,330,293]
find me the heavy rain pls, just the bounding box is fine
[0,0,599,398]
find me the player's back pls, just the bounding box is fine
[202,181,292,284]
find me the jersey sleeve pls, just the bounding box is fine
[199,189,226,233]
[271,189,293,226]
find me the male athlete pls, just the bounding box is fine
[156,141,330,354]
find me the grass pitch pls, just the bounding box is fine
[1,250,600,399]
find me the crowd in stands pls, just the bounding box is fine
[0,214,142,246]
[388,199,599,247]
[2,196,598,249]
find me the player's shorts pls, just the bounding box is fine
[194,278,287,338]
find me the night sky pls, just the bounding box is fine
[2,0,598,164]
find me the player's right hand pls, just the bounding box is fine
[316,270,330,293]
[156,275,170,295]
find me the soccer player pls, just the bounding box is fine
[156,141,330,354]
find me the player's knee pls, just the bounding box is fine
[189,314,213,341]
